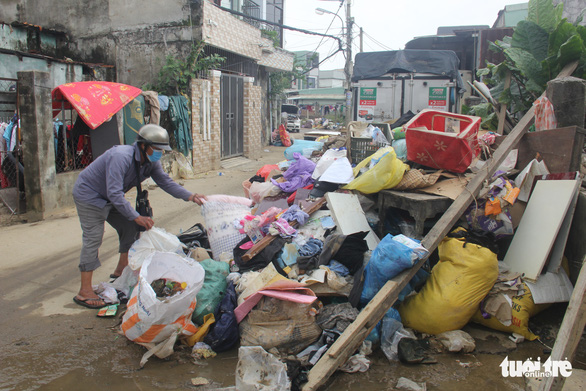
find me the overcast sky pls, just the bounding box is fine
[283,0,526,70]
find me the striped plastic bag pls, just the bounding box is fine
[121,251,205,349]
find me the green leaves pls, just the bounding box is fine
[145,41,226,96]
[504,47,546,92]
[477,0,586,123]
[528,0,563,32]
[512,21,549,61]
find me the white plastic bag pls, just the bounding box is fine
[312,148,348,180]
[248,181,281,204]
[372,126,391,145]
[121,251,205,345]
[359,124,375,138]
[128,227,185,270]
[235,346,291,391]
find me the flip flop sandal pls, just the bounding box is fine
[73,296,106,309]
[109,274,120,281]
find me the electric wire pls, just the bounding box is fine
[312,2,345,55]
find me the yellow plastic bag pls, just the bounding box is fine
[399,228,498,334]
[343,146,408,194]
[470,282,549,341]
[186,313,216,346]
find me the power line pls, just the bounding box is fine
[312,1,345,53]
[363,30,393,51]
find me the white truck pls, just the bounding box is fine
[351,50,466,122]
[281,104,301,133]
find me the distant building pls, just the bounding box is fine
[291,51,320,90]
[492,2,529,28]
[319,69,345,89]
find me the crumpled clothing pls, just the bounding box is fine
[281,204,310,226]
[271,153,316,193]
[318,232,368,274]
[317,302,359,333]
[158,95,169,111]
[533,96,557,131]
[298,238,323,257]
[328,260,349,277]
[268,218,297,238]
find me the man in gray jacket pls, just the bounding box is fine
[72,124,206,309]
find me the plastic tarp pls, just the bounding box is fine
[351,50,465,93]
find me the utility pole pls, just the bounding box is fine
[360,27,363,52]
[344,0,353,127]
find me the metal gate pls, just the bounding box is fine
[0,77,25,217]
[220,74,244,158]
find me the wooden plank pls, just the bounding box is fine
[538,261,586,391]
[301,61,578,391]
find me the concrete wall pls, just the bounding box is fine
[1,0,204,87]
[554,0,586,26]
[0,55,85,86]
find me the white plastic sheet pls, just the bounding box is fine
[235,346,291,391]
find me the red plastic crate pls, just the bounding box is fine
[404,109,481,173]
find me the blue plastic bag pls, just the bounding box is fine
[284,139,323,160]
[360,234,414,306]
[366,307,402,344]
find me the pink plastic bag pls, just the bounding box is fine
[533,96,557,131]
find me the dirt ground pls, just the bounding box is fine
[0,134,584,391]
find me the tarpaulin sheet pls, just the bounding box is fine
[352,50,465,92]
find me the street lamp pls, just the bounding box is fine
[315,8,344,29]
[315,4,353,127]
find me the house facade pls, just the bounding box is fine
[0,0,294,221]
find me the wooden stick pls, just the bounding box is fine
[538,259,586,391]
[497,71,512,135]
[301,61,578,391]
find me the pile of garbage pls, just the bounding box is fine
[96,107,582,389]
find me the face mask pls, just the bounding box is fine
[148,149,162,162]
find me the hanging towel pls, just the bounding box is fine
[168,96,192,156]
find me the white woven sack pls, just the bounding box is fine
[201,201,250,261]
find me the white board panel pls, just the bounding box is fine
[503,180,579,281]
[326,192,380,250]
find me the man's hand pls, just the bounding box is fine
[189,193,207,205]
[134,215,154,230]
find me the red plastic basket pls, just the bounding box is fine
[404,109,481,173]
